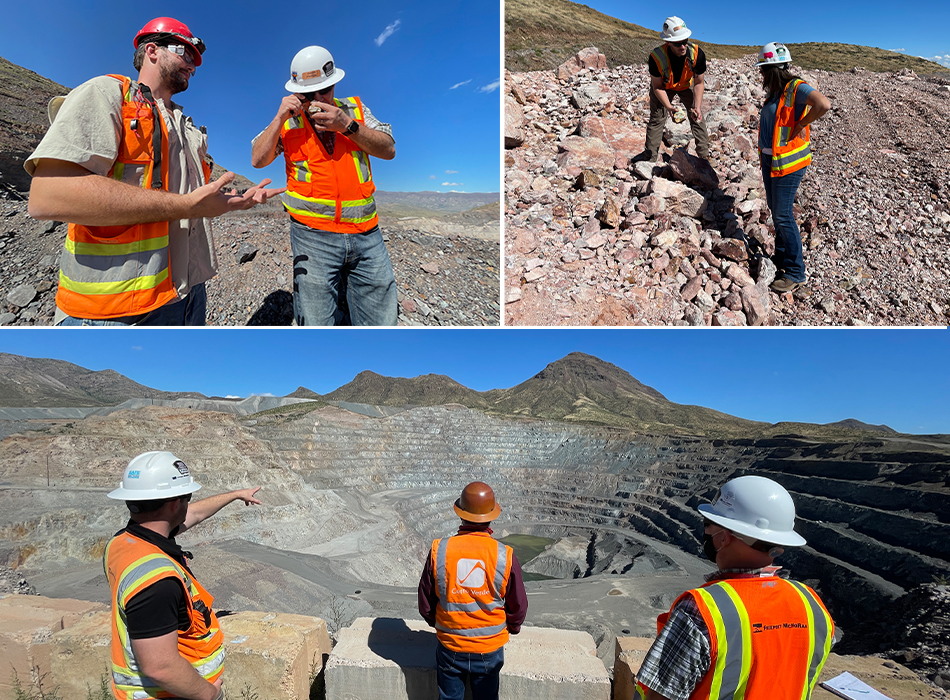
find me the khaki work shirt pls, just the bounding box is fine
[26,75,217,321]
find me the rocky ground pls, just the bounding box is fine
[0,199,500,326]
[504,48,950,325]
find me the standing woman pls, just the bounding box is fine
[756,43,831,292]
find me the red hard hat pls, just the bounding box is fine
[134,17,206,66]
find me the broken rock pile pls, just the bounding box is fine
[505,48,950,326]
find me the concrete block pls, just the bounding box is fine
[221,612,333,700]
[0,595,107,700]
[49,611,112,700]
[612,637,654,700]
[326,618,610,700]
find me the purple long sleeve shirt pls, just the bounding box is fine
[417,526,528,634]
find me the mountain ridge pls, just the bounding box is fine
[0,351,915,440]
[504,0,950,75]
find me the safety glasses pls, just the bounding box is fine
[300,86,334,101]
[162,44,196,65]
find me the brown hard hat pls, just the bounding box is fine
[454,481,502,523]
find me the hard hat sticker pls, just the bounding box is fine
[127,470,140,479]
[291,71,298,83]
[173,460,190,475]
[323,61,335,76]
[456,558,488,588]
[301,70,322,80]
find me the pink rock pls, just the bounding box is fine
[556,47,607,80]
[578,116,647,159]
[556,136,616,176]
[741,284,771,326]
[668,148,720,190]
[681,275,703,301]
[726,263,755,288]
[713,238,749,262]
[504,95,525,149]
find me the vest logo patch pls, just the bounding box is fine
[753,621,808,633]
[456,558,488,588]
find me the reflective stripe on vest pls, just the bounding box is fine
[55,75,178,319]
[279,96,378,233]
[105,534,224,700]
[787,580,834,700]
[652,44,698,91]
[770,79,812,177]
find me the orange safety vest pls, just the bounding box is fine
[432,532,513,653]
[56,75,185,320]
[279,96,379,233]
[103,530,224,700]
[651,44,699,91]
[769,79,812,177]
[636,576,834,700]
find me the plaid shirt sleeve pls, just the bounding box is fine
[360,104,393,141]
[636,597,711,700]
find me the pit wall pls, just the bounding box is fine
[1,596,937,700]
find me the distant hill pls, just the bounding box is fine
[374,191,500,215]
[0,353,205,407]
[481,352,766,435]
[0,56,70,194]
[505,0,949,75]
[0,351,921,440]
[325,370,489,408]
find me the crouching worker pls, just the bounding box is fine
[418,482,528,700]
[633,476,834,700]
[104,451,262,700]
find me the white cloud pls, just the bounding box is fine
[477,80,500,93]
[449,79,472,90]
[445,170,458,174]
[890,48,906,53]
[926,54,950,67]
[131,346,142,351]
[442,181,463,186]
[225,395,242,399]
[429,175,437,179]
[375,19,401,46]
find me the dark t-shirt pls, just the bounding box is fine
[119,522,193,639]
[648,45,707,83]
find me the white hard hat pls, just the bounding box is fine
[107,451,202,501]
[756,42,792,67]
[698,475,806,547]
[285,46,345,93]
[661,17,692,42]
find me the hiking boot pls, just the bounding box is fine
[770,277,802,293]
[633,150,658,164]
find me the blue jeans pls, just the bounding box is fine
[760,157,807,283]
[436,643,504,700]
[56,283,206,326]
[290,220,398,326]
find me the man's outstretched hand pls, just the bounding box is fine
[191,172,285,218]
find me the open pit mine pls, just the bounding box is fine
[0,352,948,696]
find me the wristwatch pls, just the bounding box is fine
[343,120,360,136]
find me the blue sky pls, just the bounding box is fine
[581,0,950,68]
[0,329,947,434]
[2,0,501,193]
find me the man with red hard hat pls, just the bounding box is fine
[104,451,262,700]
[632,476,835,700]
[25,17,283,326]
[417,482,528,700]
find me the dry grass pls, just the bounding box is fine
[505,0,949,76]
